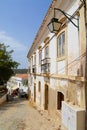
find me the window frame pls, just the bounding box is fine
[34,53,36,65]
[45,45,49,58]
[57,31,65,59]
[44,37,50,59]
[39,49,42,65]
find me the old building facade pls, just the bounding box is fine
[27,0,87,130]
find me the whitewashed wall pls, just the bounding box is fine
[49,34,57,74]
[67,1,80,76]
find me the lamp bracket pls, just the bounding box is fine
[54,8,79,28]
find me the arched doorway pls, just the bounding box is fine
[44,84,49,110]
[57,91,64,110]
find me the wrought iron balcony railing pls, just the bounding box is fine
[41,58,50,74]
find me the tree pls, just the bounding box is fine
[0,43,20,84]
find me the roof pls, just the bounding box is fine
[16,74,28,79]
[27,0,77,58]
[27,0,57,58]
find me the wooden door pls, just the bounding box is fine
[44,85,48,110]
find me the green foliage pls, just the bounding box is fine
[0,43,20,84]
[13,69,28,74]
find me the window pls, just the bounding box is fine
[39,50,42,64]
[45,46,49,58]
[57,32,65,57]
[34,54,36,65]
[32,56,33,66]
[28,58,31,67]
[38,81,41,92]
[31,76,33,85]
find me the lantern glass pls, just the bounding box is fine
[48,22,53,32]
[48,18,62,33]
[53,21,62,31]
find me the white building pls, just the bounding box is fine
[7,74,28,94]
[27,0,87,130]
[7,76,22,94]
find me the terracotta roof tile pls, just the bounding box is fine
[16,74,28,79]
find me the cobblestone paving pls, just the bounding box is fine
[0,97,65,130]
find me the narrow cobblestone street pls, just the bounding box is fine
[0,97,63,130]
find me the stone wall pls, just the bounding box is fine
[0,94,7,105]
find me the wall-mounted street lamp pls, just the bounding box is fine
[47,17,62,33]
[48,2,87,130]
[48,8,79,33]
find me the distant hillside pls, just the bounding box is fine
[13,69,28,74]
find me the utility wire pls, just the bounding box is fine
[50,52,86,76]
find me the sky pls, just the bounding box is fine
[0,0,52,69]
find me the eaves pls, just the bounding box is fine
[27,0,77,58]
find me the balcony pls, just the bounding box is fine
[41,58,50,74]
